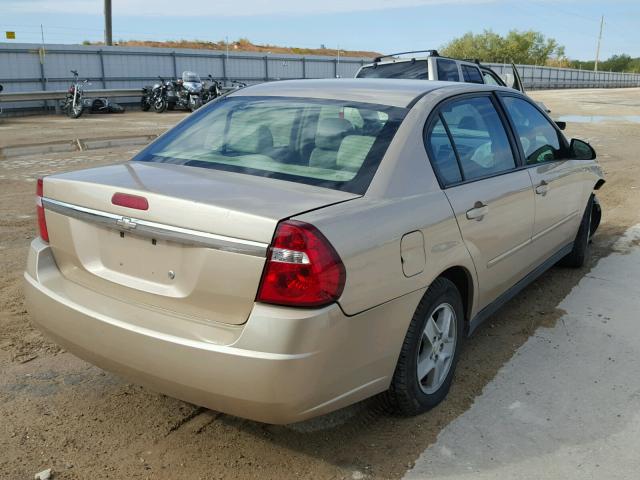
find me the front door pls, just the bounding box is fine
[500,95,583,265]
[425,94,535,309]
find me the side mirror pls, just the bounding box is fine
[569,138,596,160]
[555,121,566,130]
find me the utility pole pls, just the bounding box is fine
[594,15,604,72]
[104,0,113,46]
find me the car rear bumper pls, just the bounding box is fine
[24,238,421,424]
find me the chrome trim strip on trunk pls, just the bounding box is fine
[42,197,269,257]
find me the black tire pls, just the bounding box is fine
[141,98,151,111]
[68,102,83,119]
[189,96,202,112]
[153,98,167,113]
[558,194,594,268]
[383,277,464,416]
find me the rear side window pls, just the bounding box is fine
[133,96,406,194]
[426,96,516,184]
[461,65,483,84]
[426,118,462,185]
[437,59,460,82]
[501,96,562,165]
[356,60,428,79]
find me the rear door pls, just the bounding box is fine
[499,94,583,265]
[425,94,535,309]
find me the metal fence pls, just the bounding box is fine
[2,43,640,111]
[486,63,640,90]
[0,43,367,110]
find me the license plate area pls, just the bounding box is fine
[98,228,185,286]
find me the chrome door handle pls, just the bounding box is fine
[535,180,549,196]
[466,202,489,220]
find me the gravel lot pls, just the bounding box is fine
[1,88,639,479]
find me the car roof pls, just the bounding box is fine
[230,78,499,108]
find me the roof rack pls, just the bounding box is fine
[463,58,482,65]
[373,49,440,63]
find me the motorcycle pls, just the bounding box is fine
[61,70,89,118]
[0,84,3,115]
[140,84,153,111]
[202,74,222,105]
[163,71,203,112]
[146,76,170,113]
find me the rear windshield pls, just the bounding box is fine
[357,60,428,80]
[133,96,406,194]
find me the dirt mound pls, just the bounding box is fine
[85,38,380,59]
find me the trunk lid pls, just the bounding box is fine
[42,161,357,325]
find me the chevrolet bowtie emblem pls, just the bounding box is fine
[116,217,137,230]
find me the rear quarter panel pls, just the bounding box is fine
[296,193,477,318]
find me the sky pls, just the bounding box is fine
[1,0,638,60]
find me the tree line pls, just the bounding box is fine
[441,30,639,72]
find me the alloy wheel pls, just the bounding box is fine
[416,303,457,394]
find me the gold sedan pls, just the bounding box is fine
[25,79,604,424]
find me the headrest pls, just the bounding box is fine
[315,118,353,150]
[337,135,376,172]
[229,125,274,154]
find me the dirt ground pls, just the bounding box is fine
[0,110,188,148]
[1,88,640,480]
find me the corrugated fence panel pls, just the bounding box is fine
[45,51,102,80]
[1,49,42,81]
[103,52,174,80]
[304,59,336,78]
[176,56,225,79]
[226,57,265,81]
[267,58,302,79]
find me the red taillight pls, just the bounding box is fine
[257,220,345,307]
[36,178,49,242]
[111,192,149,210]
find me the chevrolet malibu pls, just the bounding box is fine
[25,79,604,424]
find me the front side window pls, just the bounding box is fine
[133,96,406,194]
[501,96,562,165]
[356,60,428,80]
[461,65,483,84]
[437,59,460,82]
[433,96,516,182]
